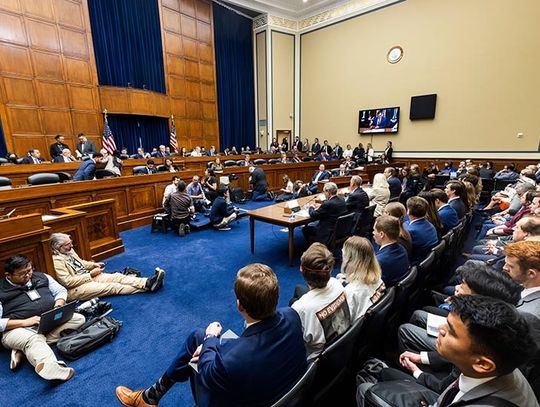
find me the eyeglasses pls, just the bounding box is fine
[13,267,33,278]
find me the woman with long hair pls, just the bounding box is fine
[210,157,223,173]
[275,175,294,202]
[368,173,390,217]
[366,143,375,163]
[383,202,413,255]
[418,190,444,238]
[202,168,218,202]
[163,158,178,173]
[340,236,386,320]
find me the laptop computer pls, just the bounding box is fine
[36,301,78,335]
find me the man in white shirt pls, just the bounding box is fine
[162,176,180,206]
[190,146,202,157]
[53,148,76,163]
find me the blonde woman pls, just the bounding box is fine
[368,173,390,217]
[383,202,413,255]
[339,236,386,321]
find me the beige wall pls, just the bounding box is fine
[300,0,540,154]
[256,31,267,146]
[272,31,295,139]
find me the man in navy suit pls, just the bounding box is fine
[384,167,402,200]
[431,188,460,234]
[21,148,45,164]
[308,164,331,193]
[116,263,307,407]
[373,215,409,286]
[346,175,369,214]
[445,181,468,219]
[303,182,347,246]
[311,138,321,155]
[404,196,439,264]
[73,153,103,181]
[370,110,391,129]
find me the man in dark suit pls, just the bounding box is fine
[73,153,103,181]
[384,167,402,200]
[321,140,333,155]
[76,133,97,158]
[311,138,321,155]
[331,164,349,177]
[404,196,439,264]
[333,142,343,159]
[49,134,69,160]
[293,136,302,152]
[21,148,45,164]
[249,165,272,201]
[116,263,307,407]
[373,215,409,286]
[140,160,158,174]
[431,188,460,233]
[209,188,239,230]
[370,110,391,129]
[345,175,369,214]
[308,164,331,193]
[53,148,76,163]
[302,182,347,246]
[445,181,468,219]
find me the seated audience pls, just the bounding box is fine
[400,164,424,204]
[372,215,410,286]
[116,263,307,407]
[0,255,85,380]
[384,167,402,200]
[431,188,460,233]
[242,154,251,167]
[162,176,180,205]
[445,180,469,219]
[163,180,195,236]
[368,173,391,217]
[21,148,45,164]
[404,196,439,264]
[481,190,533,238]
[135,147,150,159]
[418,190,444,238]
[383,202,413,255]
[291,153,301,163]
[494,163,519,181]
[339,236,386,319]
[163,158,178,172]
[209,188,239,230]
[291,243,350,359]
[275,175,294,202]
[345,175,369,214]
[187,176,210,213]
[479,160,496,179]
[279,152,289,164]
[343,155,356,170]
[308,164,331,194]
[51,233,164,300]
[73,152,103,181]
[302,182,347,246]
[53,148,76,163]
[210,157,223,173]
[437,161,456,175]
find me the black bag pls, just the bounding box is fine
[363,380,438,407]
[122,267,141,277]
[56,316,122,360]
[231,187,248,203]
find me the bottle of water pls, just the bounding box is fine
[290,213,295,222]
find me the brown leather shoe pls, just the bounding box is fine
[115,386,156,407]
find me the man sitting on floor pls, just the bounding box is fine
[187,175,210,213]
[116,263,307,407]
[0,255,85,380]
[51,233,164,301]
[209,188,239,230]
[164,180,195,236]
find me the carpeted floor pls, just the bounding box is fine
[0,200,320,407]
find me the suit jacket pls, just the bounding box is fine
[311,142,321,154]
[334,146,343,159]
[308,196,348,245]
[433,369,539,407]
[517,290,540,316]
[53,155,75,163]
[448,198,467,220]
[21,156,45,164]
[50,142,69,159]
[346,187,369,213]
[73,159,96,181]
[196,308,308,407]
[438,204,460,233]
[387,176,402,199]
[311,170,331,184]
[293,140,303,151]
[76,140,97,156]
[385,147,393,161]
[404,218,439,264]
[331,168,349,177]
[377,242,409,287]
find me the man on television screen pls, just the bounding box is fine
[370,110,391,129]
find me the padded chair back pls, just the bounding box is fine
[356,288,396,363]
[494,178,515,191]
[356,204,377,238]
[434,174,450,189]
[385,266,417,335]
[55,172,73,182]
[254,158,267,165]
[207,161,213,168]
[236,160,245,166]
[16,157,25,164]
[27,173,60,186]
[95,169,117,179]
[224,160,237,167]
[0,157,8,164]
[268,158,280,164]
[330,212,358,251]
[302,156,312,162]
[271,360,319,407]
[156,165,167,172]
[132,166,147,175]
[481,177,494,193]
[417,251,436,286]
[313,316,366,404]
[0,176,12,189]
[129,154,139,159]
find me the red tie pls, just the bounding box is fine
[439,380,460,407]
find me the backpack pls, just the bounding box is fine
[231,187,249,203]
[56,316,122,360]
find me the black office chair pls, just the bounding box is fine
[0,157,8,165]
[156,165,168,172]
[302,156,312,162]
[428,240,447,286]
[129,154,139,159]
[417,251,436,287]
[385,266,418,342]
[16,157,25,164]
[271,360,319,407]
[268,159,280,164]
[27,173,61,186]
[55,172,73,182]
[434,174,450,189]
[132,166,147,175]
[254,158,267,165]
[207,161,213,168]
[479,178,494,203]
[235,160,245,166]
[494,178,515,192]
[95,169,117,179]
[224,160,237,167]
[388,196,400,203]
[0,176,12,189]
[313,316,366,405]
[355,204,376,238]
[329,212,358,252]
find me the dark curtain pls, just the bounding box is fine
[87,0,166,93]
[0,119,6,158]
[107,114,168,154]
[213,3,255,150]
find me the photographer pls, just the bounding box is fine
[210,188,239,230]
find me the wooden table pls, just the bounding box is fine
[247,195,322,266]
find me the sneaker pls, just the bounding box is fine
[147,268,165,292]
[178,223,185,237]
[10,349,23,371]
[35,361,74,381]
[184,224,191,234]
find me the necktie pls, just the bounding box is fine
[439,380,460,407]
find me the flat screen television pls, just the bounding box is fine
[358,107,399,134]
[410,94,437,120]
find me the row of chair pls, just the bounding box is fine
[206,157,313,169]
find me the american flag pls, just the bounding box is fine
[170,121,178,152]
[102,120,117,154]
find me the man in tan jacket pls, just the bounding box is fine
[51,233,164,301]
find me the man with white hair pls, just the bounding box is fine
[53,148,76,163]
[50,233,164,300]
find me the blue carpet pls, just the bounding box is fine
[0,200,317,407]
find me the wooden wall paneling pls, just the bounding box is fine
[162,0,180,12]
[59,27,89,59]
[0,11,28,45]
[199,62,213,82]
[189,120,202,138]
[186,100,201,119]
[99,86,129,113]
[54,0,85,30]
[7,106,42,133]
[40,109,73,136]
[71,110,101,135]
[184,58,198,79]
[128,90,154,115]
[181,14,197,39]
[200,82,215,101]
[201,101,215,119]
[181,0,196,17]
[26,18,60,52]
[94,189,130,218]
[0,0,22,13]
[195,1,211,23]
[162,6,181,34]
[198,42,213,63]
[168,54,185,77]
[35,80,69,108]
[186,79,200,99]
[182,37,198,60]
[154,93,170,117]
[64,57,92,84]
[31,50,64,81]
[169,76,186,98]
[20,0,54,21]
[171,97,186,118]
[0,43,33,76]
[164,31,183,55]
[128,185,158,214]
[51,193,93,208]
[68,84,96,110]
[2,76,36,105]
[44,208,91,260]
[196,21,211,44]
